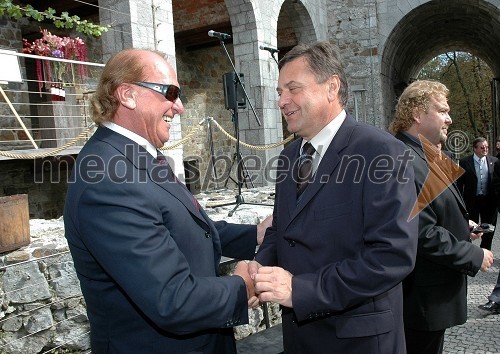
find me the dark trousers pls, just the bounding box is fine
[469,195,497,250]
[405,328,445,354]
[489,273,500,303]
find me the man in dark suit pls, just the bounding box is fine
[389,80,494,354]
[457,137,498,250]
[478,158,500,312]
[64,49,271,354]
[248,41,419,353]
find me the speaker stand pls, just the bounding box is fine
[206,37,272,216]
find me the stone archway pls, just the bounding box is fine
[380,0,500,126]
[277,0,319,57]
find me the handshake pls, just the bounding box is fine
[233,260,294,308]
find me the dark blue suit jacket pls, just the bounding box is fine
[256,114,418,353]
[396,132,483,331]
[64,126,257,353]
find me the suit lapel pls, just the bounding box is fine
[487,156,495,182]
[396,132,467,213]
[285,116,354,228]
[93,126,209,228]
[148,157,208,227]
[465,156,477,183]
[282,140,300,219]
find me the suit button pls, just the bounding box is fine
[205,232,211,238]
[288,240,296,247]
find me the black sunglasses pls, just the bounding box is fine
[133,81,181,102]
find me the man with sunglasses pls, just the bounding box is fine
[457,137,498,250]
[64,49,271,354]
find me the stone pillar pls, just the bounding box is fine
[98,0,184,179]
[225,0,283,187]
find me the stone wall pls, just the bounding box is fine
[173,0,228,32]
[328,0,380,126]
[0,189,279,353]
[0,219,88,354]
[176,44,240,192]
[0,158,74,220]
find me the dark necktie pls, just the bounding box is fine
[296,142,316,198]
[156,152,199,211]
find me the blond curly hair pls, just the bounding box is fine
[389,80,449,134]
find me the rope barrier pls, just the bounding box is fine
[0,117,293,159]
[0,123,96,159]
[207,117,294,150]
[159,120,205,150]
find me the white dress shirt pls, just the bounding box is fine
[300,110,347,174]
[102,121,160,158]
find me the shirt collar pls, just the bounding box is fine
[301,110,347,156]
[400,131,422,147]
[102,121,159,158]
[474,154,485,162]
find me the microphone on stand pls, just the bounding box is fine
[208,30,231,40]
[259,45,280,54]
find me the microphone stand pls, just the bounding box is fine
[269,51,279,65]
[259,45,279,64]
[210,37,272,216]
[206,117,220,190]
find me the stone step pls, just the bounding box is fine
[236,323,283,354]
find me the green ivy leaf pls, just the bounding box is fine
[60,11,70,20]
[26,7,44,22]
[2,2,108,37]
[0,0,14,9]
[7,5,22,20]
[44,7,56,20]
[54,19,64,28]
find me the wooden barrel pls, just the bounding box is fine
[0,194,30,253]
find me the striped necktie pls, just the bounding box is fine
[156,152,199,211]
[296,142,316,198]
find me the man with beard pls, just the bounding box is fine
[389,80,494,354]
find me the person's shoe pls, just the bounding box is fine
[478,301,500,312]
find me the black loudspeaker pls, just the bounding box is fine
[223,72,246,109]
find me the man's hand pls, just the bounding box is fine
[481,249,494,272]
[248,260,262,280]
[470,231,483,241]
[233,261,255,301]
[254,266,293,308]
[469,220,483,240]
[469,220,477,229]
[256,215,273,245]
[246,260,263,308]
